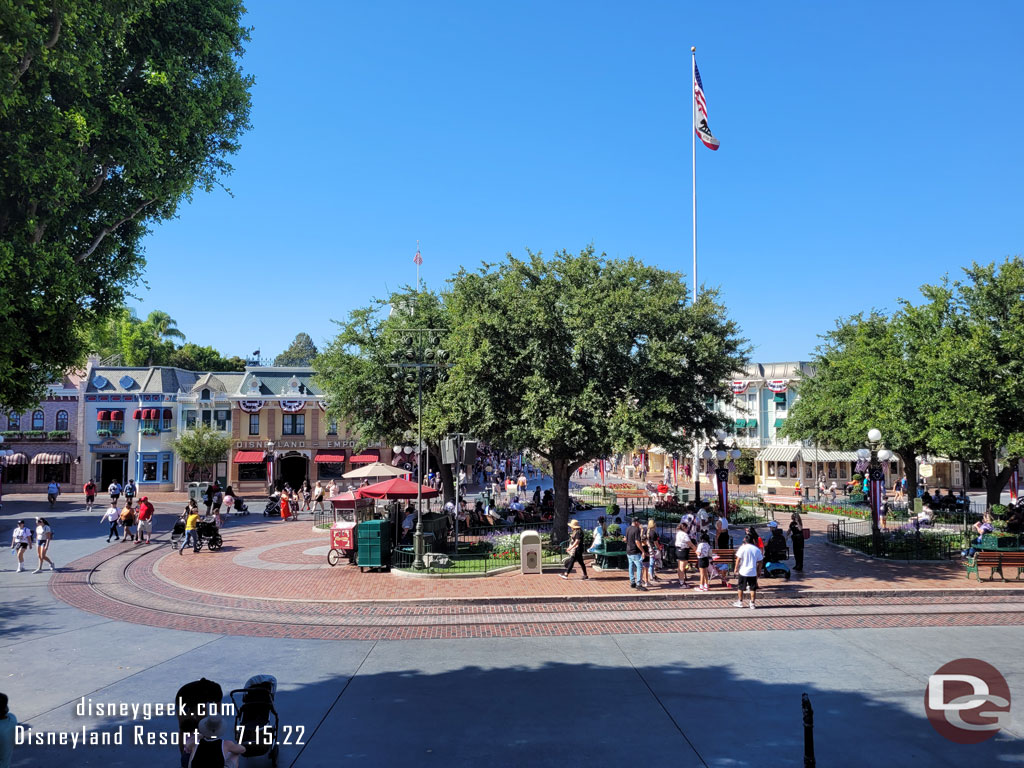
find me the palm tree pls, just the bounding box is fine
[146,310,186,342]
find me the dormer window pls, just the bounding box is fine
[248,378,261,394]
[119,375,136,389]
[287,376,300,394]
[92,375,108,389]
[201,388,211,400]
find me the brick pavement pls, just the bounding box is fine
[46,514,1024,640]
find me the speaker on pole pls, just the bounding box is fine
[462,440,477,469]
[441,438,457,465]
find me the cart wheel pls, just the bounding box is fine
[208,537,223,551]
[327,549,341,567]
[193,541,203,553]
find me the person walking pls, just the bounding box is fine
[32,518,55,572]
[179,505,200,554]
[123,479,136,505]
[83,479,97,513]
[674,521,694,588]
[696,532,712,591]
[312,481,325,513]
[301,480,312,511]
[9,521,33,573]
[279,491,292,522]
[46,480,60,509]
[560,519,589,580]
[787,512,805,572]
[119,500,137,543]
[137,497,155,545]
[107,480,121,507]
[625,518,645,590]
[732,534,764,609]
[100,503,120,542]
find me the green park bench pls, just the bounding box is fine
[965,551,1024,582]
[590,542,627,570]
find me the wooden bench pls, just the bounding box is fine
[760,496,803,508]
[965,551,1024,582]
[683,548,737,585]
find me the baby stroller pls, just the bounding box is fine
[230,675,279,766]
[263,493,281,517]
[763,535,791,580]
[233,495,250,515]
[193,519,223,552]
[171,517,185,549]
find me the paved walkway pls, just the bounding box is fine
[44,512,1024,640]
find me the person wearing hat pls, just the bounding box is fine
[560,519,589,580]
[9,521,33,573]
[182,715,246,767]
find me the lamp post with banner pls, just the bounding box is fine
[389,329,450,570]
[857,428,893,556]
[704,430,742,517]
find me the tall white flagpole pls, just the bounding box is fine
[691,45,700,501]
[416,239,420,291]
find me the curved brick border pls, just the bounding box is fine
[47,532,1024,640]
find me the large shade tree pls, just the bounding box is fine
[0,0,253,410]
[315,289,462,502]
[442,247,748,542]
[912,259,1024,504]
[781,311,932,499]
[274,333,319,367]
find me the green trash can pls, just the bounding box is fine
[357,519,392,572]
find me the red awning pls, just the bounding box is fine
[111,411,123,420]
[31,451,72,465]
[133,409,142,420]
[349,450,380,464]
[97,410,109,421]
[315,452,347,463]
[163,408,173,419]
[234,450,266,464]
[146,409,157,419]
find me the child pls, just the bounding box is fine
[638,533,652,588]
[696,532,712,592]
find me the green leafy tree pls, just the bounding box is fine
[781,311,931,499]
[442,247,747,541]
[911,258,1024,503]
[316,290,461,501]
[274,333,319,367]
[173,424,232,484]
[169,343,246,372]
[0,0,253,410]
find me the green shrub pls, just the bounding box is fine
[607,523,622,538]
[47,430,70,440]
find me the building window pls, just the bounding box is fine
[7,413,19,430]
[201,410,212,427]
[55,411,68,431]
[282,414,305,435]
[185,410,197,428]
[36,463,70,483]
[239,463,267,481]
[162,414,172,431]
[318,462,345,480]
[215,410,230,430]
[109,412,124,434]
[840,463,849,479]
[777,462,788,478]
[32,411,44,430]
[201,389,211,400]
[249,413,260,435]
[327,420,337,436]
[141,454,158,482]
[767,462,775,477]
[5,464,28,483]
[827,462,837,479]
[805,463,813,479]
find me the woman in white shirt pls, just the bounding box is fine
[34,518,55,573]
[10,521,33,573]
[100,504,120,542]
[695,532,713,592]
[716,513,730,549]
[588,516,607,554]
[674,522,694,588]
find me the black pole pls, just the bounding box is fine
[802,693,815,768]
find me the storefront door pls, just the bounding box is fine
[280,455,308,491]
[99,455,127,488]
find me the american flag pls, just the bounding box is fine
[413,248,423,266]
[694,61,720,151]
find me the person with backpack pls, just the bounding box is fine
[119,501,137,543]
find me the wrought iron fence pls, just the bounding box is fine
[391,539,568,575]
[826,519,959,560]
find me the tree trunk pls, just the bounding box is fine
[898,450,919,501]
[551,457,571,544]
[982,441,1013,506]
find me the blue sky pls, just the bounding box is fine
[132,0,1024,363]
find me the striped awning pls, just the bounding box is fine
[349,450,380,464]
[734,419,747,428]
[800,449,860,463]
[746,418,758,428]
[31,451,72,465]
[1,452,28,465]
[234,450,266,464]
[315,452,347,463]
[755,445,802,463]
